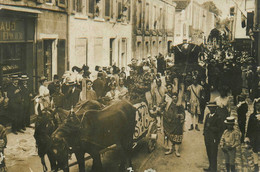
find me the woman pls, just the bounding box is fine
[214,86,231,139]
[37,76,50,110]
[105,81,120,103]
[246,98,260,172]
[80,79,97,102]
[163,90,185,157]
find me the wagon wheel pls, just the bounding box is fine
[147,122,157,153]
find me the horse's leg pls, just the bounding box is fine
[47,152,57,171]
[40,156,48,172]
[90,151,103,172]
[75,151,85,172]
[117,143,127,172]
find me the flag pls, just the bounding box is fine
[241,12,246,28]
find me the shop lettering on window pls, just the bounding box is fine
[0,19,25,42]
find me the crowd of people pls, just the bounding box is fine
[0,45,259,172]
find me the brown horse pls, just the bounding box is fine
[51,100,136,172]
[34,100,102,172]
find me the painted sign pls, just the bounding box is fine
[0,17,25,42]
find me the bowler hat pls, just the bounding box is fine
[66,81,76,86]
[207,102,217,113]
[224,116,235,125]
[20,75,29,80]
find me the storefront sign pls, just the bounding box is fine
[0,17,25,42]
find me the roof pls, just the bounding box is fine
[0,4,42,14]
[174,0,191,10]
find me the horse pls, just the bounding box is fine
[51,100,136,172]
[34,100,102,172]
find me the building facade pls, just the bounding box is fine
[174,0,215,45]
[67,0,132,72]
[132,0,176,60]
[0,0,67,91]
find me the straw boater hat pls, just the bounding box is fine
[11,74,19,80]
[20,75,29,80]
[39,76,47,82]
[224,116,235,125]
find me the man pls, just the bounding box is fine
[48,75,62,108]
[187,76,204,131]
[203,103,221,172]
[20,75,33,129]
[63,81,81,110]
[117,78,128,99]
[80,79,97,101]
[199,79,211,124]
[92,72,105,99]
[7,75,23,134]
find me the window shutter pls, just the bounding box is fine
[36,40,44,83]
[128,3,131,21]
[118,0,122,19]
[105,0,110,17]
[89,0,95,14]
[57,39,66,79]
[58,0,67,8]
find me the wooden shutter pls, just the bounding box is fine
[105,0,110,17]
[58,0,67,8]
[118,0,122,19]
[36,40,44,85]
[57,39,66,79]
[89,0,95,14]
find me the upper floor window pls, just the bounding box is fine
[138,1,142,28]
[75,0,83,13]
[88,0,95,15]
[117,0,122,19]
[105,0,114,18]
[45,0,52,3]
[145,3,149,30]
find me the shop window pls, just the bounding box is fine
[0,43,26,75]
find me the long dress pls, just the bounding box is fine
[163,102,185,144]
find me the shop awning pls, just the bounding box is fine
[0,4,42,14]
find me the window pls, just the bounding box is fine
[88,0,95,15]
[58,0,66,8]
[105,0,111,17]
[45,0,52,3]
[117,0,122,19]
[138,1,142,28]
[75,0,82,13]
[127,2,131,21]
[145,3,149,30]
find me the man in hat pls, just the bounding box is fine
[203,102,221,172]
[20,75,33,129]
[7,75,23,134]
[63,81,81,110]
[220,116,240,172]
[92,72,105,99]
[236,94,248,143]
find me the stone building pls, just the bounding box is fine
[67,0,132,72]
[174,0,215,45]
[132,0,176,60]
[0,0,67,91]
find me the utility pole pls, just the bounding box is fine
[254,0,260,65]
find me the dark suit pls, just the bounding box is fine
[92,78,105,99]
[203,111,221,172]
[63,87,81,110]
[237,102,248,142]
[7,84,22,131]
[20,84,32,127]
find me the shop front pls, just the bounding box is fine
[0,8,38,91]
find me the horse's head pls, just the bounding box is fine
[50,130,70,170]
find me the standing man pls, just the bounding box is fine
[20,75,33,129]
[92,72,105,99]
[7,75,23,134]
[187,76,204,131]
[203,103,221,172]
[63,81,81,110]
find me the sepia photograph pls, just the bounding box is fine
[0,0,259,171]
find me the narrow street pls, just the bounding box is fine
[3,91,256,172]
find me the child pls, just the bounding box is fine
[220,116,241,172]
